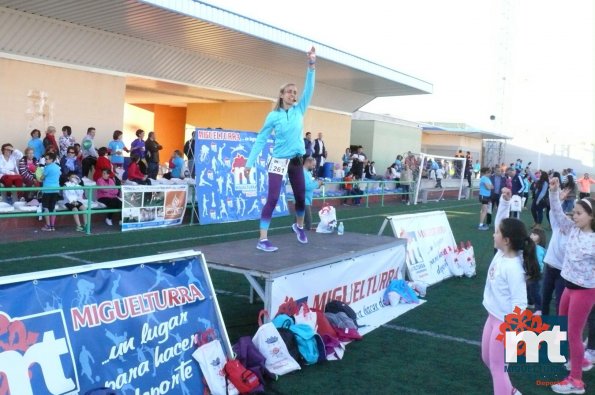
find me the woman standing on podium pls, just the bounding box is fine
[243,46,317,252]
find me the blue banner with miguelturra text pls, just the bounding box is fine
[0,252,228,395]
[194,128,289,224]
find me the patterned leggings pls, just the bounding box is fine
[260,159,305,231]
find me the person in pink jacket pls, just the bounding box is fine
[96,168,121,226]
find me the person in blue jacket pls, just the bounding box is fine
[244,46,316,252]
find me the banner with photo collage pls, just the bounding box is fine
[194,128,289,224]
[121,184,188,231]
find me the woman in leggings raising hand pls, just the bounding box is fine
[244,46,316,252]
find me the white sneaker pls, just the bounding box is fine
[585,349,595,364]
[512,389,522,395]
[551,376,585,394]
[105,218,113,226]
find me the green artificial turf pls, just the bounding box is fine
[0,200,591,394]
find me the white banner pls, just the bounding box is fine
[121,184,188,231]
[271,244,422,335]
[385,211,455,285]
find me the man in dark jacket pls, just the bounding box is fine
[312,132,327,177]
[183,131,196,178]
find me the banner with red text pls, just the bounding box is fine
[0,251,230,395]
[385,211,455,285]
[270,243,420,336]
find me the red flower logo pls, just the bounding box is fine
[496,307,550,356]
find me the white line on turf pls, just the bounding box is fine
[58,254,95,265]
[0,201,477,264]
[382,324,480,346]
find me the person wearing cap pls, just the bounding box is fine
[0,143,24,203]
[243,46,316,252]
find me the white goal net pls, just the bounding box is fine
[412,153,468,205]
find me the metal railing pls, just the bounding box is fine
[0,185,124,234]
[287,179,415,208]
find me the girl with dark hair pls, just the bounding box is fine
[527,226,547,314]
[549,178,595,394]
[243,47,316,252]
[530,171,549,226]
[39,152,61,231]
[562,174,577,214]
[481,187,539,395]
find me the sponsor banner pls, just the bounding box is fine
[271,245,420,335]
[194,128,289,224]
[386,211,455,285]
[121,184,188,232]
[0,252,229,395]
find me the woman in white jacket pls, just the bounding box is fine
[63,172,87,232]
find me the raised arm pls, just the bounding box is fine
[495,187,511,229]
[297,47,316,113]
[548,177,574,232]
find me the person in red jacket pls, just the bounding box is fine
[127,154,150,185]
[92,147,114,181]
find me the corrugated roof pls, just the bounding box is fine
[0,0,432,112]
[421,122,512,140]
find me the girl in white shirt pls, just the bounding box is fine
[549,178,595,395]
[482,188,540,395]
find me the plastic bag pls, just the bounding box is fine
[192,339,238,395]
[294,304,317,331]
[252,311,301,376]
[316,205,337,233]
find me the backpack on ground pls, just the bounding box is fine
[324,300,360,327]
[233,336,274,391]
[289,323,322,365]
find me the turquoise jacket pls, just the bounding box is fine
[246,68,315,168]
[536,245,546,272]
[304,168,318,205]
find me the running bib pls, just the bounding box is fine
[267,157,289,176]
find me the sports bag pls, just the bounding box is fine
[232,336,271,391]
[192,338,239,395]
[383,279,419,304]
[252,310,300,376]
[289,323,320,365]
[324,300,359,327]
[224,359,260,394]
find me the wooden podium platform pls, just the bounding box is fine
[199,231,404,313]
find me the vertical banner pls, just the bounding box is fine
[0,251,230,395]
[385,211,455,285]
[194,128,289,224]
[270,244,418,336]
[121,184,188,231]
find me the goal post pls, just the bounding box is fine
[413,153,467,205]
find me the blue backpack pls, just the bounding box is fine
[289,323,323,365]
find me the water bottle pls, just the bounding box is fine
[337,222,344,235]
